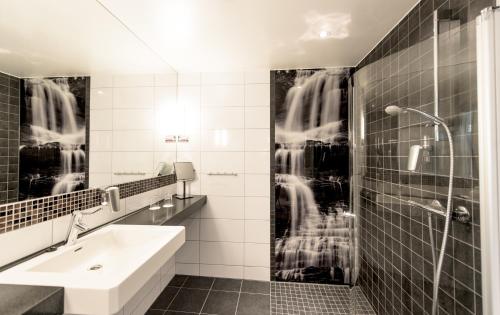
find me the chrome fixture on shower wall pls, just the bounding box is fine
[407,145,422,171]
[385,104,453,315]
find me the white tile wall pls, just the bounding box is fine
[200,242,244,265]
[113,87,154,109]
[201,196,244,219]
[0,221,53,267]
[200,264,243,279]
[245,107,270,129]
[200,219,244,242]
[90,75,113,89]
[90,88,113,109]
[201,152,244,174]
[201,86,244,107]
[89,74,178,186]
[244,197,270,220]
[90,109,113,130]
[175,70,271,281]
[201,129,245,152]
[178,73,201,86]
[244,152,270,174]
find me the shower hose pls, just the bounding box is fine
[428,121,454,315]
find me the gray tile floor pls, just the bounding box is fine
[147,275,270,315]
[148,276,375,315]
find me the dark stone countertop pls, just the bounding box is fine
[0,284,64,315]
[114,195,207,226]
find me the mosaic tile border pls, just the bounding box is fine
[0,174,176,234]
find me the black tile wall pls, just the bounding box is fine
[354,0,491,314]
[0,72,19,204]
[0,174,176,235]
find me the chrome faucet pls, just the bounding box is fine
[64,206,104,245]
[64,211,88,246]
[63,187,120,246]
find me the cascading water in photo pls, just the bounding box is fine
[274,69,350,284]
[19,77,88,200]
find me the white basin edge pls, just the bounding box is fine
[0,224,186,315]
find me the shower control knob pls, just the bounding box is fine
[453,205,471,224]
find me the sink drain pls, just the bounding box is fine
[88,264,103,271]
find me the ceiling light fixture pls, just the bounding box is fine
[319,30,330,39]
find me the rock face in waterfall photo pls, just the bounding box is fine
[273,69,350,284]
[19,77,89,200]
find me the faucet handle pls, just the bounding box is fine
[75,222,87,231]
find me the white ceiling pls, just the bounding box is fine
[0,0,174,77]
[0,0,418,76]
[99,0,419,72]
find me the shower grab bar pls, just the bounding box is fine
[383,194,470,221]
[380,193,447,217]
[113,172,147,176]
[207,172,238,176]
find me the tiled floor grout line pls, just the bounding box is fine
[154,276,375,315]
[233,279,244,315]
[198,278,215,315]
[165,276,189,312]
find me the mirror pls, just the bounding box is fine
[0,0,178,204]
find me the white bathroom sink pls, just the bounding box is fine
[0,224,185,315]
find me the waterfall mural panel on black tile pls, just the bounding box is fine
[273,69,351,284]
[19,77,89,200]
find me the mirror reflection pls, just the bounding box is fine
[0,0,177,204]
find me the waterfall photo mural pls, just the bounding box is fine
[19,77,89,200]
[273,69,350,284]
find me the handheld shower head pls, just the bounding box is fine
[384,105,444,124]
[385,105,405,116]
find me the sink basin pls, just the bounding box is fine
[0,224,185,315]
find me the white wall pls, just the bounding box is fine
[89,73,178,187]
[174,71,271,281]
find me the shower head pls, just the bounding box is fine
[385,105,405,116]
[384,105,444,124]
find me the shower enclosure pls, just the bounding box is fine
[271,3,484,313]
[351,7,482,315]
[271,68,372,314]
